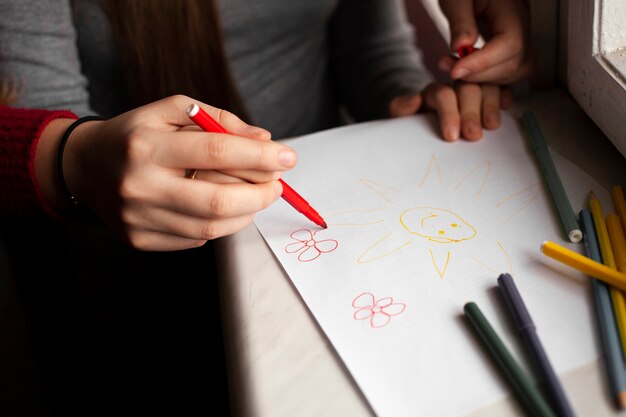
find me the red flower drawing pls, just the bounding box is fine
[285,229,338,262]
[352,292,406,328]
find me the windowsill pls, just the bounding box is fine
[600,49,626,85]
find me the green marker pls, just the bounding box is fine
[464,302,557,417]
[522,111,582,243]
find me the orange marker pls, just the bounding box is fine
[186,103,327,229]
[613,186,626,231]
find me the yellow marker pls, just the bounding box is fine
[589,191,626,358]
[608,214,626,272]
[541,241,626,292]
[614,186,626,233]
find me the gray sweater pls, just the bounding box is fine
[0,0,432,139]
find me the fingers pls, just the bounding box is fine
[124,231,209,252]
[209,106,272,141]
[180,166,281,191]
[389,95,423,117]
[423,83,460,142]
[82,95,285,251]
[143,95,271,140]
[124,209,256,251]
[500,87,514,109]
[450,43,534,84]
[215,167,282,184]
[455,83,483,141]
[158,177,283,218]
[117,178,283,250]
[193,169,260,184]
[438,0,533,85]
[422,82,509,142]
[439,0,479,51]
[123,95,283,175]
[151,130,297,172]
[444,0,532,84]
[127,211,254,251]
[480,84,501,130]
[437,55,456,75]
[125,97,291,184]
[450,31,522,79]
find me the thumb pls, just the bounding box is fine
[439,0,479,50]
[389,94,423,117]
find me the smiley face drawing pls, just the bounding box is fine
[399,207,477,244]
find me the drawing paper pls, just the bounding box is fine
[254,113,606,417]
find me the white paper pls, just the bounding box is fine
[254,113,608,417]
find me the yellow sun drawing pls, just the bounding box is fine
[324,154,542,279]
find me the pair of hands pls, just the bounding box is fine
[55,0,533,251]
[65,85,507,252]
[394,0,533,140]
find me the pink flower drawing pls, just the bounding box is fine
[352,292,406,328]
[285,229,338,262]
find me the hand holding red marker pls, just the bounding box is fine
[186,103,327,229]
[438,0,533,84]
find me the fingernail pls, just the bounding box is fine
[446,126,459,141]
[279,149,297,167]
[453,68,469,79]
[485,113,499,129]
[466,121,483,140]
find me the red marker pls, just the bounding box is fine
[186,103,328,229]
[456,44,478,58]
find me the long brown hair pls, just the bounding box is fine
[99,0,249,120]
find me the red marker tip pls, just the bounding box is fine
[456,45,478,58]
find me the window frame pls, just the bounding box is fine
[563,0,626,157]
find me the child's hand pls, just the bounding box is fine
[388,82,512,141]
[437,0,534,84]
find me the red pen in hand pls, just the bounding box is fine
[186,103,328,229]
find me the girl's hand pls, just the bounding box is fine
[62,95,296,251]
[437,0,534,84]
[388,82,512,141]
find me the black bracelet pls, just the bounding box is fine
[56,115,105,206]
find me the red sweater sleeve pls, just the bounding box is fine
[0,106,77,218]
